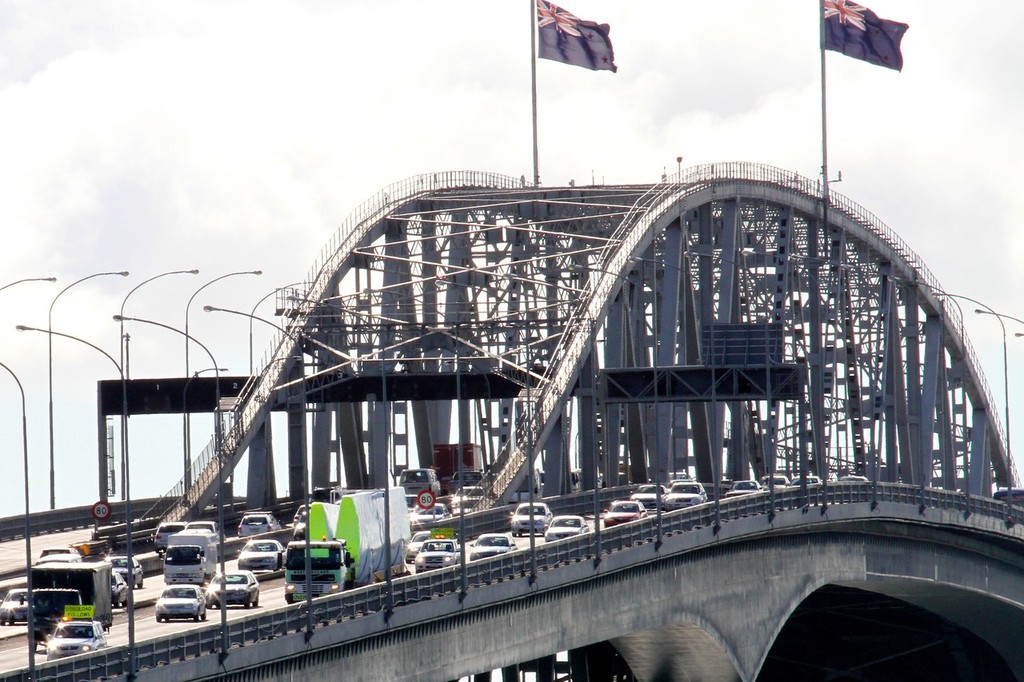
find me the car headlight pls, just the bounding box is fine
[81,645,93,653]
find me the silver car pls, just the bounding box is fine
[237,539,284,572]
[155,585,207,622]
[0,588,28,625]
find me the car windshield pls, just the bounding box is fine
[3,591,26,605]
[422,541,454,552]
[249,542,277,552]
[404,471,429,482]
[554,518,581,527]
[163,588,198,599]
[56,624,94,639]
[612,504,639,513]
[223,574,247,584]
[412,532,431,542]
[477,536,508,547]
[165,546,202,564]
[110,557,128,568]
[673,485,701,494]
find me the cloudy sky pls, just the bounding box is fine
[1,1,1022,518]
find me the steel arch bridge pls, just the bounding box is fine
[156,162,1014,522]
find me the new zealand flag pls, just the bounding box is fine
[537,0,617,73]
[823,0,908,71]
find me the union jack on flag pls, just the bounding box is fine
[536,0,616,73]
[823,0,908,71]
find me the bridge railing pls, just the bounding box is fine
[23,482,1023,682]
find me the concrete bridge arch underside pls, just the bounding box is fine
[161,162,1014,535]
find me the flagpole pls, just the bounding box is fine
[818,0,833,487]
[819,1,830,222]
[530,0,540,186]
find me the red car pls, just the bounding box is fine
[601,500,648,528]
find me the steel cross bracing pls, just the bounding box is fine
[153,163,1014,524]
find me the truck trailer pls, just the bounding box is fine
[29,562,113,646]
[285,489,410,603]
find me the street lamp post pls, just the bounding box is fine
[113,314,229,656]
[975,307,1023,484]
[17,324,138,676]
[0,276,56,292]
[0,361,36,679]
[248,283,302,375]
[184,271,261,487]
[201,305,325,636]
[47,270,129,508]
[118,269,198,499]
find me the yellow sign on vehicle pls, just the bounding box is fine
[64,605,94,620]
[431,527,455,539]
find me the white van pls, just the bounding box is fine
[163,530,219,584]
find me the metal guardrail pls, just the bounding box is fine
[14,483,1024,682]
[0,498,164,544]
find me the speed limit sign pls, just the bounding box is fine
[91,500,112,522]
[416,489,436,510]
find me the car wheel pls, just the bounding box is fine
[193,612,199,622]
[138,577,144,589]
[201,610,207,621]
[244,598,251,609]
[254,595,260,607]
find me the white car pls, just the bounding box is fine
[237,512,282,537]
[544,515,589,542]
[46,620,107,660]
[155,585,207,622]
[237,539,285,572]
[410,504,452,530]
[450,486,486,512]
[0,588,28,625]
[184,520,218,534]
[109,554,144,589]
[759,474,792,488]
[414,538,460,572]
[405,530,433,563]
[469,533,518,561]
[724,480,764,498]
[510,502,553,536]
[152,521,186,554]
[630,484,667,509]
[664,481,708,509]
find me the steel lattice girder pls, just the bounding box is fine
[600,365,804,403]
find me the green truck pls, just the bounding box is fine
[284,489,410,603]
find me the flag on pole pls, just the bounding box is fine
[823,0,908,71]
[537,0,617,72]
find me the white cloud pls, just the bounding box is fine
[1,0,1022,515]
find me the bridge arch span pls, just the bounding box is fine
[155,163,1013,529]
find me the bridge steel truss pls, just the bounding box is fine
[156,163,1013,523]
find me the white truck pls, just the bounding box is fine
[163,529,219,584]
[284,489,410,603]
